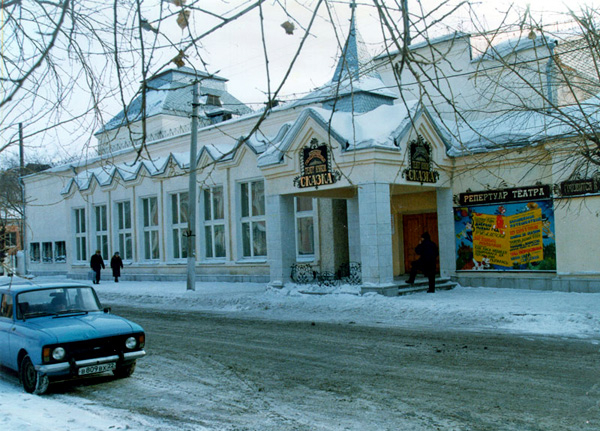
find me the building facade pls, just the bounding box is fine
[23,14,600,293]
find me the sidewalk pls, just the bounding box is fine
[5,275,600,339]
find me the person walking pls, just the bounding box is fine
[90,250,105,285]
[406,232,439,293]
[110,251,124,283]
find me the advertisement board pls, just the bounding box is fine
[455,194,555,271]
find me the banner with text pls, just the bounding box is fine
[455,198,555,271]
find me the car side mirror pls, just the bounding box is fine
[104,307,111,314]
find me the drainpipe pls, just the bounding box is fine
[546,40,557,111]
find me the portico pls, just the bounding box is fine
[259,102,454,294]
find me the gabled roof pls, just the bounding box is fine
[257,101,446,167]
[59,132,275,194]
[60,153,190,195]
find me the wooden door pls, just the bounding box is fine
[402,213,439,274]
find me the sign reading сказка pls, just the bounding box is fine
[402,135,439,184]
[294,138,341,189]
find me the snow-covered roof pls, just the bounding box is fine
[556,37,600,82]
[446,93,600,156]
[96,68,252,134]
[257,101,439,167]
[60,153,190,195]
[374,31,472,61]
[59,129,279,194]
[289,75,397,110]
[0,209,20,220]
[472,35,557,63]
[58,90,600,193]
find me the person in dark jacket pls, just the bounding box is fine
[406,232,439,293]
[90,250,105,285]
[110,251,124,283]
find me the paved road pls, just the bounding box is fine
[54,305,600,430]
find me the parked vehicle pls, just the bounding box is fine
[0,280,146,394]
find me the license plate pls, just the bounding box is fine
[78,362,116,376]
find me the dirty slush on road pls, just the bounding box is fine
[53,305,600,431]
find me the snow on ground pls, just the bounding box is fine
[2,275,600,430]
[0,383,173,431]
[87,276,600,339]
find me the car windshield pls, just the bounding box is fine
[16,287,102,319]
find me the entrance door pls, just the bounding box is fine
[403,213,439,274]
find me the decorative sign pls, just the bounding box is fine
[294,138,341,189]
[403,135,439,184]
[459,185,551,206]
[559,179,597,196]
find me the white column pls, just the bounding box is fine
[266,194,296,287]
[346,195,361,263]
[436,187,456,278]
[358,183,394,286]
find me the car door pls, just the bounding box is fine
[0,293,16,368]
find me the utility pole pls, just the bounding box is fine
[19,123,27,276]
[186,81,199,291]
[402,0,411,47]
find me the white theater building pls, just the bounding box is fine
[23,11,600,294]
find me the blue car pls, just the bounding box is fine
[0,281,146,394]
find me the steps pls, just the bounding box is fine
[396,277,457,296]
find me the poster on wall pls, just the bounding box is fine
[455,191,556,271]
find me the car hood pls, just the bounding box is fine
[26,313,141,344]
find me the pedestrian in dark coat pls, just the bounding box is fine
[90,250,105,285]
[406,232,439,293]
[110,252,124,283]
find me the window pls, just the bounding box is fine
[240,180,266,258]
[5,232,17,248]
[42,242,53,263]
[203,186,226,259]
[94,205,109,259]
[295,197,315,257]
[74,208,86,262]
[0,294,13,319]
[116,201,133,260]
[205,93,222,107]
[171,192,189,260]
[54,241,66,262]
[142,196,160,260]
[30,243,40,263]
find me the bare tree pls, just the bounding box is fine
[0,0,272,162]
[2,0,599,185]
[0,158,51,262]
[371,2,600,187]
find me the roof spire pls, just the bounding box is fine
[331,1,369,82]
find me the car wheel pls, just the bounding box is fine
[20,355,49,395]
[113,360,136,379]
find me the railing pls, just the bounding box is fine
[290,262,361,286]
